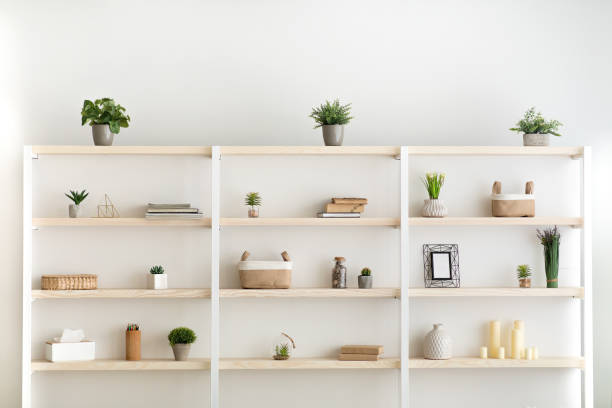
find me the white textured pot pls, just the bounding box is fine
[68,204,80,218]
[423,323,452,360]
[523,133,550,146]
[148,274,167,289]
[422,199,447,218]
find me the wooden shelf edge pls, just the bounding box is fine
[220,146,400,156]
[409,287,584,298]
[32,217,212,227]
[31,146,212,156]
[32,289,212,299]
[219,358,400,370]
[220,217,400,226]
[408,217,583,227]
[220,288,400,298]
[409,357,584,369]
[31,359,211,371]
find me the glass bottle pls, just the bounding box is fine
[332,257,347,288]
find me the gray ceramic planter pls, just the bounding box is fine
[68,204,80,218]
[523,133,550,146]
[172,344,191,361]
[92,124,114,146]
[322,125,344,146]
[358,275,372,289]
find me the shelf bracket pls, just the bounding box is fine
[394,154,401,161]
[31,153,39,160]
[31,226,39,231]
[571,154,583,160]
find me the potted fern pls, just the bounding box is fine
[65,189,88,218]
[245,192,261,218]
[168,327,197,361]
[421,173,447,217]
[509,107,562,146]
[148,265,167,289]
[358,267,372,289]
[516,264,532,288]
[81,98,131,146]
[309,99,353,146]
[537,226,561,288]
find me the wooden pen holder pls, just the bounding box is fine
[125,330,141,361]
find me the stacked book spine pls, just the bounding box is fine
[318,198,368,218]
[338,345,384,361]
[145,203,203,219]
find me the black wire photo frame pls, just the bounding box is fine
[423,244,460,288]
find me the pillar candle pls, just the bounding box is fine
[498,346,505,359]
[533,347,539,360]
[511,328,521,359]
[526,347,534,360]
[513,320,525,359]
[480,346,488,359]
[488,321,501,358]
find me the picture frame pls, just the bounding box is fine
[423,244,460,288]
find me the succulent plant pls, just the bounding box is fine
[168,327,197,346]
[150,265,165,274]
[65,189,89,205]
[361,267,372,276]
[516,264,532,280]
[275,343,290,357]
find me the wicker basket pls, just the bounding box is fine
[41,274,98,290]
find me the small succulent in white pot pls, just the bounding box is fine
[81,98,131,146]
[421,173,447,218]
[168,327,196,361]
[309,99,353,146]
[65,189,88,218]
[148,265,167,289]
[509,107,562,146]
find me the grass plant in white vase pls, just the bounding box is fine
[421,172,447,218]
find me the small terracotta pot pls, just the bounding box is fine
[519,278,531,288]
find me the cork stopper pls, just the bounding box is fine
[334,257,345,262]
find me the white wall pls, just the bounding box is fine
[1,0,612,407]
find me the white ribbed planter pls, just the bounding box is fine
[422,199,448,218]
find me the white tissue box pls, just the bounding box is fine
[45,340,95,362]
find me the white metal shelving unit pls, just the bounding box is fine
[22,145,591,408]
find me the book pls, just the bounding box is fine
[338,353,380,361]
[317,212,360,218]
[332,198,368,205]
[147,208,200,213]
[145,213,203,219]
[325,203,365,213]
[341,345,384,355]
[147,203,191,209]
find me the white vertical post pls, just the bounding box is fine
[210,146,220,408]
[22,147,32,408]
[399,146,409,408]
[581,146,592,408]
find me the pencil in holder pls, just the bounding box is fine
[125,329,141,361]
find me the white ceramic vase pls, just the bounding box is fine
[423,323,452,360]
[148,274,167,289]
[422,199,447,217]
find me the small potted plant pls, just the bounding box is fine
[516,264,532,288]
[81,98,131,146]
[168,327,197,361]
[65,189,88,218]
[421,172,447,217]
[148,265,167,289]
[509,107,562,146]
[273,332,295,360]
[309,99,353,146]
[358,267,373,289]
[537,226,561,288]
[245,192,262,218]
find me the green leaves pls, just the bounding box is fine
[516,264,532,279]
[421,172,445,199]
[309,99,353,129]
[275,343,290,357]
[150,265,165,274]
[168,327,197,346]
[509,107,562,136]
[65,189,89,205]
[361,267,372,276]
[245,192,262,208]
[81,98,131,134]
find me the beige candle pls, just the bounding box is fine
[480,346,488,359]
[488,321,501,358]
[498,346,505,359]
[533,347,539,360]
[513,320,525,359]
[511,328,521,359]
[526,347,534,360]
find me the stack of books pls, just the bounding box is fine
[338,345,384,361]
[145,203,203,219]
[317,197,368,218]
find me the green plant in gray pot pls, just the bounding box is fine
[168,327,197,361]
[81,98,131,146]
[509,107,562,146]
[65,189,88,218]
[537,226,560,288]
[309,99,353,146]
[358,267,372,289]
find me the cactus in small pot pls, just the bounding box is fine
[517,264,532,288]
[148,265,167,289]
[168,327,197,361]
[65,189,88,218]
[358,267,373,289]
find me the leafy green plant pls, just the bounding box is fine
[65,189,89,205]
[309,99,353,129]
[537,226,561,288]
[168,327,197,346]
[275,343,290,357]
[516,264,532,280]
[421,173,445,199]
[81,98,131,134]
[150,265,165,275]
[361,267,371,276]
[244,192,262,209]
[509,107,562,136]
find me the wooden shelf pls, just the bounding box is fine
[220,146,400,156]
[32,217,211,227]
[409,217,582,227]
[405,146,583,157]
[31,146,212,156]
[410,357,584,369]
[32,289,211,299]
[31,359,211,372]
[219,358,400,370]
[410,287,584,298]
[220,288,400,298]
[220,217,399,226]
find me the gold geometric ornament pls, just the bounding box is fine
[97,194,120,218]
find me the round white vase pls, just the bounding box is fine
[423,323,452,360]
[422,199,448,217]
